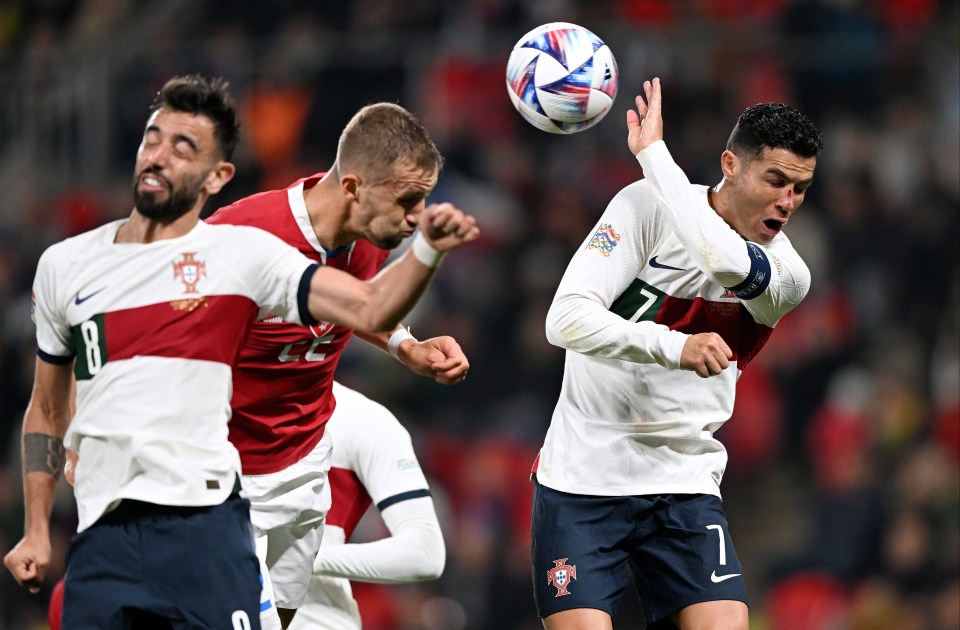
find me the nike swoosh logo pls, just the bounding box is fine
[648,256,685,271]
[74,288,105,305]
[710,571,742,583]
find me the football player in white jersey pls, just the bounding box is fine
[285,382,445,630]
[531,78,822,630]
[4,74,478,629]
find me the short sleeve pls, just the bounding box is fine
[33,247,74,363]
[227,226,317,325]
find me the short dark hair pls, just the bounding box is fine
[150,75,241,160]
[336,102,443,182]
[727,103,822,161]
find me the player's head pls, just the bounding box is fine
[334,103,443,249]
[132,75,239,222]
[718,103,822,245]
[726,103,822,162]
[336,102,443,183]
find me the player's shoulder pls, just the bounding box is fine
[39,220,122,266]
[207,187,289,228]
[329,383,410,440]
[196,220,297,253]
[612,178,705,218]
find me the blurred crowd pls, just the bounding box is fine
[0,0,957,629]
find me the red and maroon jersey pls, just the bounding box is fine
[207,175,390,474]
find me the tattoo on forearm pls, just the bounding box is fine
[24,433,65,478]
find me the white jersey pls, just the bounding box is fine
[536,141,810,497]
[291,382,443,630]
[32,219,315,531]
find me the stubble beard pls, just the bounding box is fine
[132,169,206,222]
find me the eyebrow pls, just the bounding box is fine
[766,167,814,186]
[145,125,199,153]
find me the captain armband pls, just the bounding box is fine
[726,242,772,300]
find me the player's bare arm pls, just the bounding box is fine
[4,358,74,593]
[307,203,479,333]
[355,327,470,385]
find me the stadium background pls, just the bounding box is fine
[0,1,956,628]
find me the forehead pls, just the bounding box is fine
[144,107,218,146]
[376,158,439,193]
[750,146,817,180]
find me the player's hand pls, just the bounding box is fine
[626,77,663,156]
[419,203,480,252]
[398,335,470,384]
[679,332,732,378]
[64,449,78,487]
[3,535,51,593]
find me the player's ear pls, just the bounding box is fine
[341,173,361,202]
[205,160,236,195]
[720,150,739,183]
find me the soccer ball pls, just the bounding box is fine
[506,22,619,134]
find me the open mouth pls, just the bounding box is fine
[763,219,784,234]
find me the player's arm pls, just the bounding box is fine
[3,357,74,593]
[544,189,688,369]
[306,203,478,333]
[354,326,469,385]
[314,496,445,583]
[628,78,809,326]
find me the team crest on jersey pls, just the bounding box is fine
[173,252,206,294]
[310,321,335,337]
[586,224,620,258]
[547,558,577,597]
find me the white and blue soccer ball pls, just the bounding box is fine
[506,22,619,135]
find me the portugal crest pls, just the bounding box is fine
[173,252,206,294]
[547,558,577,597]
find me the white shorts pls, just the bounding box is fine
[242,430,333,609]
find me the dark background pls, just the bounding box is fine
[0,1,957,628]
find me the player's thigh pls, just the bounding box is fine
[261,518,326,610]
[62,521,150,628]
[542,607,613,630]
[629,494,748,626]
[671,599,748,630]
[146,496,262,629]
[531,478,634,620]
[243,432,332,535]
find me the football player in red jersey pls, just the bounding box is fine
[207,102,470,628]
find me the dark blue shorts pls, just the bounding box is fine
[62,494,261,629]
[531,477,748,626]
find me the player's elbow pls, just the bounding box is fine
[545,295,594,352]
[406,524,446,581]
[415,535,446,581]
[351,306,402,334]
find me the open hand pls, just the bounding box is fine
[626,77,664,156]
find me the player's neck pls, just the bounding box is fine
[116,208,201,243]
[708,180,750,242]
[304,175,358,251]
